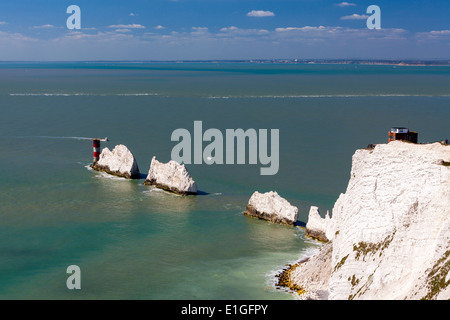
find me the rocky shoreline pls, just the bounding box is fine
[275,263,307,296]
[275,243,332,300]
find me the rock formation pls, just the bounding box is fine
[285,141,450,300]
[244,191,298,226]
[144,156,198,195]
[92,144,140,179]
[305,206,332,242]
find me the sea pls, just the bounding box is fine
[0,62,449,300]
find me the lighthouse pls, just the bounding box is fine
[92,137,108,163]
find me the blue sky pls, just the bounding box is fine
[0,0,449,60]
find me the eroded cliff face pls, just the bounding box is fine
[291,141,450,300]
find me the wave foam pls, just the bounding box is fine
[38,136,95,140]
[266,244,322,293]
[85,165,130,181]
[9,92,449,99]
[9,92,159,97]
[208,94,450,99]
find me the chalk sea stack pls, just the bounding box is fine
[244,191,298,226]
[92,144,140,179]
[305,206,332,242]
[144,156,198,195]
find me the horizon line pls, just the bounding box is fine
[0,58,449,64]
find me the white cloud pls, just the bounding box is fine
[108,24,145,29]
[56,30,138,43]
[275,26,327,32]
[220,26,239,32]
[0,30,38,42]
[336,2,357,7]
[155,25,165,30]
[0,21,7,26]
[340,14,369,20]
[0,21,442,61]
[272,26,409,44]
[129,13,137,17]
[192,27,208,31]
[115,29,132,33]
[191,27,209,35]
[33,24,56,29]
[218,26,269,37]
[247,10,275,17]
[415,30,450,41]
[428,30,450,35]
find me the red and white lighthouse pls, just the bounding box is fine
[92,137,108,163]
[93,139,101,163]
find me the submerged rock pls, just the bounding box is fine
[244,191,298,225]
[144,156,198,195]
[92,144,140,179]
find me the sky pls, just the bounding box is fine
[0,0,449,61]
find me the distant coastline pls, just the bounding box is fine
[245,59,450,66]
[0,59,449,66]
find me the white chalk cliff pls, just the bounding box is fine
[244,191,298,226]
[144,156,198,195]
[92,144,140,179]
[290,141,450,300]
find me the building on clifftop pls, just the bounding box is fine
[388,127,418,143]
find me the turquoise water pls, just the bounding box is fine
[0,63,449,299]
